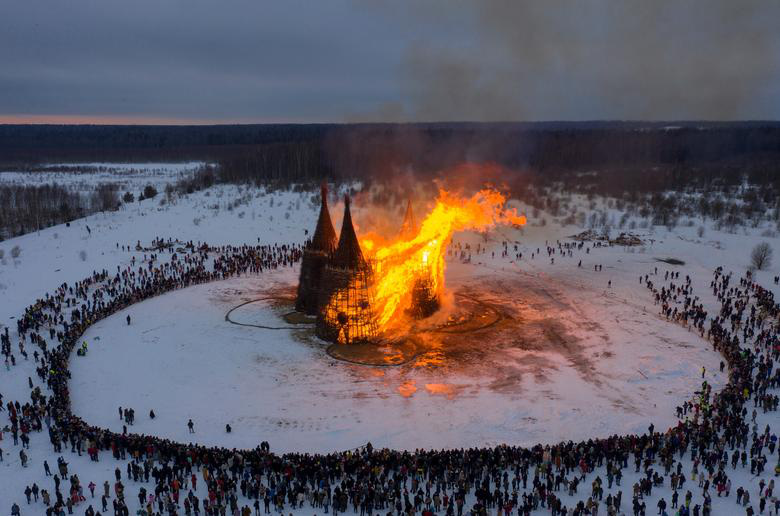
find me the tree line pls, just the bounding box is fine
[0,183,94,240]
[2,122,779,180]
[1,122,779,239]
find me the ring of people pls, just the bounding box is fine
[4,235,778,515]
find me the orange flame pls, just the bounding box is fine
[362,188,526,329]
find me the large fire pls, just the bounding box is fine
[362,188,526,330]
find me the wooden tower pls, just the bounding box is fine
[398,198,418,240]
[295,183,338,315]
[399,199,439,318]
[316,195,378,344]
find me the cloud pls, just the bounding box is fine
[0,0,778,122]
[0,0,406,121]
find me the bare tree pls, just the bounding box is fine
[90,183,120,212]
[750,242,773,270]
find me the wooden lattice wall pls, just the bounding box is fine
[316,264,378,344]
[295,249,330,315]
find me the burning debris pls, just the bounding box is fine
[366,189,526,330]
[408,274,440,319]
[398,199,439,319]
[297,187,526,344]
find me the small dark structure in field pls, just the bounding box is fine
[656,257,686,266]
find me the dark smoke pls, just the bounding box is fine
[396,0,780,121]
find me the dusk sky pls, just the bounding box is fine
[2,0,779,124]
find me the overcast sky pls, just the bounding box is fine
[1,0,779,124]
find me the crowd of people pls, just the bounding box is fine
[1,235,779,516]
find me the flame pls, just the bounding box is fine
[361,188,526,330]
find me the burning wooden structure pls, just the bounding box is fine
[295,183,338,315]
[398,199,417,240]
[398,200,440,319]
[315,196,379,344]
[408,266,440,319]
[297,187,526,344]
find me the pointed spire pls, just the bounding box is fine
[332,195,366,269]
[309,182,337,253]
[398,198,417,240]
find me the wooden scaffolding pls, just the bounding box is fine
[316,195,378,344]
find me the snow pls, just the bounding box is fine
[0,171,778,514]
[66,262,725,453]
[0,162,206,194]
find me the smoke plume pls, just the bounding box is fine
[396,0,780,121]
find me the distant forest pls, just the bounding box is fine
[1,122,780,239]
[2,122,780,190]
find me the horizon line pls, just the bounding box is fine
[1,115,779,127]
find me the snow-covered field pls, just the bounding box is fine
[70,259,723,453]
[0,170,778,514]
[0,162,205,194]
